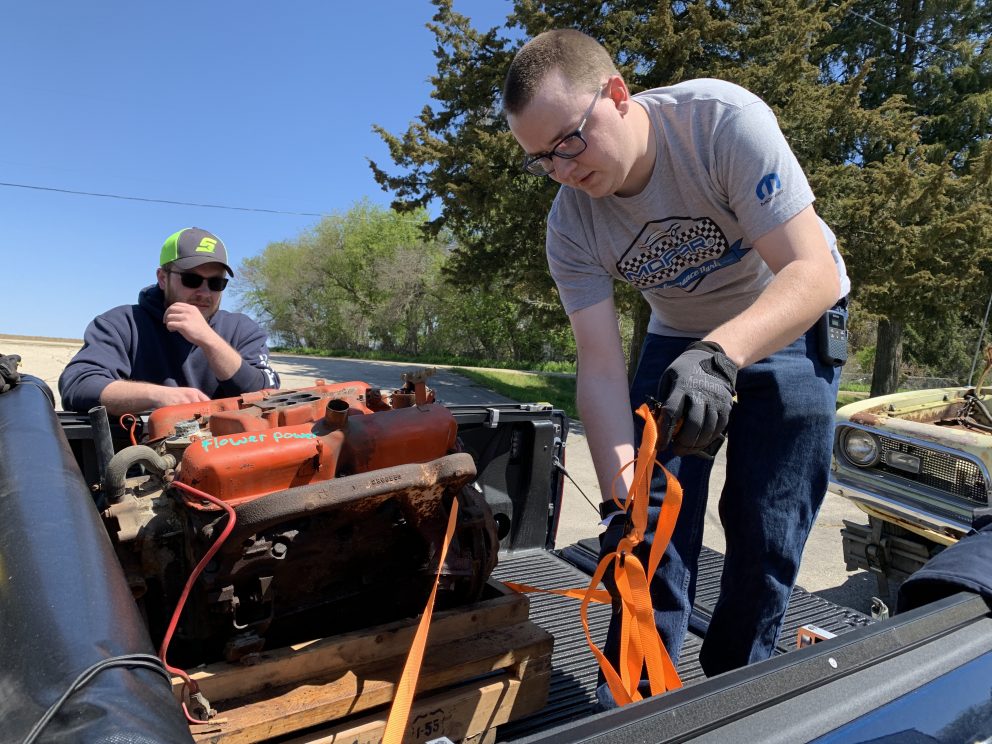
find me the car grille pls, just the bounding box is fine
[873,435,988,505]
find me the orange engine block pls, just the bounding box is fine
[145,379,458,504]
[104,376,497,664]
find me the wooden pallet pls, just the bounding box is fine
[174,580,554,744]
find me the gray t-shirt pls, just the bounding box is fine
[546,79,850,337]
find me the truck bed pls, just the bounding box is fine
[492,543,874,741]
[7,388,992,743]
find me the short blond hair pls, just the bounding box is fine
[503,29,618,115]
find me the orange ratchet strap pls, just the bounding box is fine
[384,403,681,741]
[504,403,683,704]
[382,496,460,744]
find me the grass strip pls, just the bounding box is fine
[451,368,579,420]
[454,367,866,417]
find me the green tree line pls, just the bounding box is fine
[243,1,991,395]
[237,199,576,366]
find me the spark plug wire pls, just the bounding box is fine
[119,413,139,446]
[160,479,237,726]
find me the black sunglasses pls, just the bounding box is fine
[169,271,229,292]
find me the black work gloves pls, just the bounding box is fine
[657,341,737,457]
[597,509,630,605]
[0,354,21,394]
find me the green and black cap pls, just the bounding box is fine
[159,227,233,276]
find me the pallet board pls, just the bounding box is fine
[174,581,554,743]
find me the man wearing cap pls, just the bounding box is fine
[59,227,280,415]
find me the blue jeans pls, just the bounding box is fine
[598,317,842,699]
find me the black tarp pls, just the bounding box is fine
[0,375,192,743]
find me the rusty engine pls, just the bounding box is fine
[98,373,499,665]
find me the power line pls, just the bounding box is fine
[0,180,332,218]
[831,3,960,56]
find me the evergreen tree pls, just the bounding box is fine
[820,0,992,393]
[372,0,992,387]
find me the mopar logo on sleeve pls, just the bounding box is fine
[616,217,750,291]
[756,172,782,205]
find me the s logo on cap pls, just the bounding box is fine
[196,237,218,254]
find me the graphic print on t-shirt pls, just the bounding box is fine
[616,217,751,292]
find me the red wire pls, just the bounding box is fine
[118,413,139,446]
[160,480,237,724]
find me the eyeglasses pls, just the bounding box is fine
[169,271,229,292]
[522,82,607,177]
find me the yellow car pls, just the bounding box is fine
[830,386,992,607]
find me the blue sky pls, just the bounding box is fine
[1,2,513,339]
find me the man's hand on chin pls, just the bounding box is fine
[164,302,217,347]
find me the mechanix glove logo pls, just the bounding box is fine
[657,341,737,456]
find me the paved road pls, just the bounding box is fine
[2,335,879,615]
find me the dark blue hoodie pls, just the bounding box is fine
[898,519,992,612]
[58,285,280,413]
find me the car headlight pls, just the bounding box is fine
[841,429,880,466]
